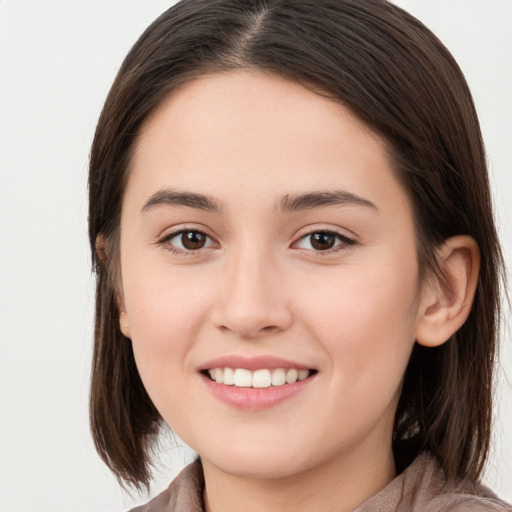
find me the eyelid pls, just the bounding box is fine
[292,226,357,254]
[155,224,356,256]
[157,224,219,254]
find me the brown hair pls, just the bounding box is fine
[88,0,505,490]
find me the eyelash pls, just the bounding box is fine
[158,228,217,255]
[293,229,356,255]
[158,228,356,256]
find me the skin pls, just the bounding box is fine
[116,70,479,512]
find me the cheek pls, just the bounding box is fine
[121,265,212,398]
[123,253,211,336]
[296,257,419,391]
[125,284,211,433]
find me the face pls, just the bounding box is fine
[118,70,426,480]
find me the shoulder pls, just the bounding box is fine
[425,494,512,512]
[128,461,204,512]
[422,485,512,512]
[355,452,512,512]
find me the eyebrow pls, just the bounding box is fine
[141,189,224,213]
[277,190,377,213]
[141,188,377,215]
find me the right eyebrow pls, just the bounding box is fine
[141,189,224,214]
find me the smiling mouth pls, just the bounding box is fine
[203,367,316,388]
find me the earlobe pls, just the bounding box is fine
[95,234,108,267]
[115,293,131,338]
[415,235,480,348]
[119,310,131,338]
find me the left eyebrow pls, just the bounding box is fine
[277,190,378,214]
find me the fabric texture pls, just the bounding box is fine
[129,452,511,511]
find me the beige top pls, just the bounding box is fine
[130,453,511,511]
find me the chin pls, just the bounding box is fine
[199,441,320,480]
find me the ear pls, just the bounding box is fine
[118,308,131,339]
[415,235,480,347]
[95,234,108,268]
[96,234,131,338]
[114,291,131,338]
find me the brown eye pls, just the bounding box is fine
[310,232,336,250]
[181,231,207,250]
[294,230,355,253]
[163,230,215,252]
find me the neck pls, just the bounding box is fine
[202,443,396,512]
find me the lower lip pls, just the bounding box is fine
[201,373,315,410]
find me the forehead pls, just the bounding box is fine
[127,70,407,214]
[137,70,382,150]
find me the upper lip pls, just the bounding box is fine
[199,355,314,372]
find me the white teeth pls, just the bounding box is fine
[214,367,224,384]
[223,367,235,385]
[207,367,311,388]
[286,368,298,384]
[271,368,286,386]
[234,368,253,387]
[252,369,272,388]
[298,369,309,381]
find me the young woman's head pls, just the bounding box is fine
[88,0,504,491]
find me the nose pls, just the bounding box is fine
[211,248,293,339]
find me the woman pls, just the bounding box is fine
[88,1,510,510]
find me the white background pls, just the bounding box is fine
[0,1,510,510]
